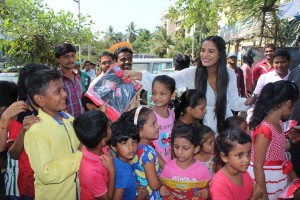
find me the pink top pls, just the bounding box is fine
[153,109,175,162]
[252,58,274,84]
[79,147,109,200]
[250,121,287,164]
[160,159,211,182]
[241,63,252,93]
[210,170,253,200]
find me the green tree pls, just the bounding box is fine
[167,37,200,58]
[151,27,174,58]
[0,0,94,66]
[125,22,138,43]
[167,0,221,39]
[103,26,124,47]
[132,28,151,53]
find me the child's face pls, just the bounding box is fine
[189,99,207,120]
[37,79,67,117]
[174,137,200,164]
[139,111,159,140]
[221,142,251,173]
[151,82,174,108]
[201,132,215,154]
[114,138,138,163]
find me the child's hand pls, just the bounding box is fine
[137,185,149,200]
[250,181,263,200]
[1,101,28,121]
[194,188,209,199]
[100,153,114,171]
[160,185,170,197]
[22,114,41,130]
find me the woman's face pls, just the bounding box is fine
[200,40,219,68]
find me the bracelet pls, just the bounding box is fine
[0,127,8,130]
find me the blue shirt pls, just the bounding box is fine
[114,157,137,200]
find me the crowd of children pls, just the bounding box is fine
[1,64,300,200]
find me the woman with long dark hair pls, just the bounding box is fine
[125,36,251,133]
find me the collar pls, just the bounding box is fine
[82,146,101,162]
[52,112,70,125]
[38,109,71,126]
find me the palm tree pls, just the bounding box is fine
[104,25,119,46]
[125,22,138,43]
[151,27,174,58]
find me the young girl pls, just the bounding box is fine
[151,75,176,163]
[174,89,207,128]
[194,125,216,176]
[160,124,211,199]
[248,81,299,200]
[211,127,262,200]
[131,106,162,200]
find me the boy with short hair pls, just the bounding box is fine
[24,69,82,200]
[110,113,148,200]
[73,110,115,200]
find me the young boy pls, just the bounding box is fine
[110,113,148,200]
[73,110,115,200]
[24,69,82,200]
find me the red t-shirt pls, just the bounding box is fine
[8,120,35,198]
[210,169,253,200]
[252,58,274,84]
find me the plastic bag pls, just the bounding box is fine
[85,65,141,121]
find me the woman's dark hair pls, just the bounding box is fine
[0,81,18,107]
[73,110,108,149]
[171,124,200,146]
[175,89,206,119]
[125,107,153,132]
[198,125,214,147]
[250,81,299,130]
[195,36,228,133]
[221,116,246,132]
[152,75,176,94]
[110,111,140,147]
[215,127,251,157]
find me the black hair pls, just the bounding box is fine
[264,43,276,51]
[54,43,76,58]
[114,47,133,61]
[25,69,62,107]
[0,81,18,107]
[195,36,228,133]
[175,89,206,119]
[81,95,96,111]
[242,48,255,66]
[17,63,50,101]
[215,127,251,157]
[99,51,114,61]
[221,116,246,132]
[250,81,299,130]
[84,61,91,65]
[271,50,291,62]
[198,125,214,147]
[110,111,140,147]
[125,107,153,132]
[73,110,108,149]
[152,75,176,94]
[173,53,190,71]
[171,124,200,146]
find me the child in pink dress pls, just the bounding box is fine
[211,127,262,200]
[248,81,299,200]
[160,124,211,199]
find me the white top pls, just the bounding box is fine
[139,67,248,133]
[253,70,290,96]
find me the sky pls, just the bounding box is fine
[43,0,175,34]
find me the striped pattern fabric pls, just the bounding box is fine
[4,153,19,197]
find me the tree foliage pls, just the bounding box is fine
[0,0,95,66]
[132,28,151,53]
[125,22,138,43]
[150,27,174,58]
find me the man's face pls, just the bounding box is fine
[117,52,132,70]
[99,56,114,73]
[273,56,290,77]
[56,52,76,70]
[264,47,275,60]
[85,63,91,71]
[227,56,237,66]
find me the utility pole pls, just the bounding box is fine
[73,0,81,64]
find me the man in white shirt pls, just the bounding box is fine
[253,50,291,96]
